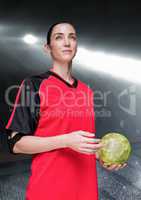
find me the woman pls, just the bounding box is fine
[6,22,126,200]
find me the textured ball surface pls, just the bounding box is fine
[98,133,131,165]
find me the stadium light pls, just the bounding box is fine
[22,34,38,44]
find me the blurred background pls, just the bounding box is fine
[0,0,141,199]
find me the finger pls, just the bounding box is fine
[79,150,94,155]
[95,151,99,159]
[99,159,105,166]
[123,163,128,167]
[82,143,104,150]
[82,143,102,149]
[84,143,103,150]
[80,131,95,138]
[81,143,97,149]
[101,164,113,170]
[84,137,101,144]
[106,164,118,170]
[93,138,102,143]
[120,163,128,169]
[79,147,96,154]
[114,164,122,171]
[114,163,127,170]
[104,163,127,171]
[98,159,111,168]
[93,143,104,149]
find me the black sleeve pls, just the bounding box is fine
[6,78,40,154]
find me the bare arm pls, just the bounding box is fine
[10,131,103,155]
[10,132,68,154]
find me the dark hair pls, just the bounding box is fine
[47,21,75,45]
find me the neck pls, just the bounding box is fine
[51,61,73,82]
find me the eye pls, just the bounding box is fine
[70,36,77,40]
[55,36,62,40]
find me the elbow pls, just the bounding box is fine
[8,139,22,154]
[7,132,25,154]
[12,143,21,154]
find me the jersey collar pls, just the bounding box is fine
[48,69,78,88]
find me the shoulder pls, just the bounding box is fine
[24,71,51,83]
[21,71,51,91]
[26,71,51,82]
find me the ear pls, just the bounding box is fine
[43,43,51,54]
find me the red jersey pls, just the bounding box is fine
[6,68,98,200]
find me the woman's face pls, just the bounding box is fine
[47,23,77,63]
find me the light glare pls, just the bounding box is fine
[75,47,141,83]
[23,34,38,44]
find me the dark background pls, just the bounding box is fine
[0,0,141,199]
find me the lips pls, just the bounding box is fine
[62,50,72,53]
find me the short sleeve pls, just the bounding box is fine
[6,78,40,135]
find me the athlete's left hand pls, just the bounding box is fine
[95,152,128,171]
[99,159,127,171]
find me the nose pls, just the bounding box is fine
[64,37,70,46]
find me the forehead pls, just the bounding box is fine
[52,23,76,35]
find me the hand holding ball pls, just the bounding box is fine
[98,132,131,166]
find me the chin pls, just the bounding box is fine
[60,56,74,63]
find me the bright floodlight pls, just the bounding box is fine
[23,34,38,44]
[75,47,141,83]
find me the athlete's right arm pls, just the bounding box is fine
[9,130,103,155]
[6,78,103,155]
